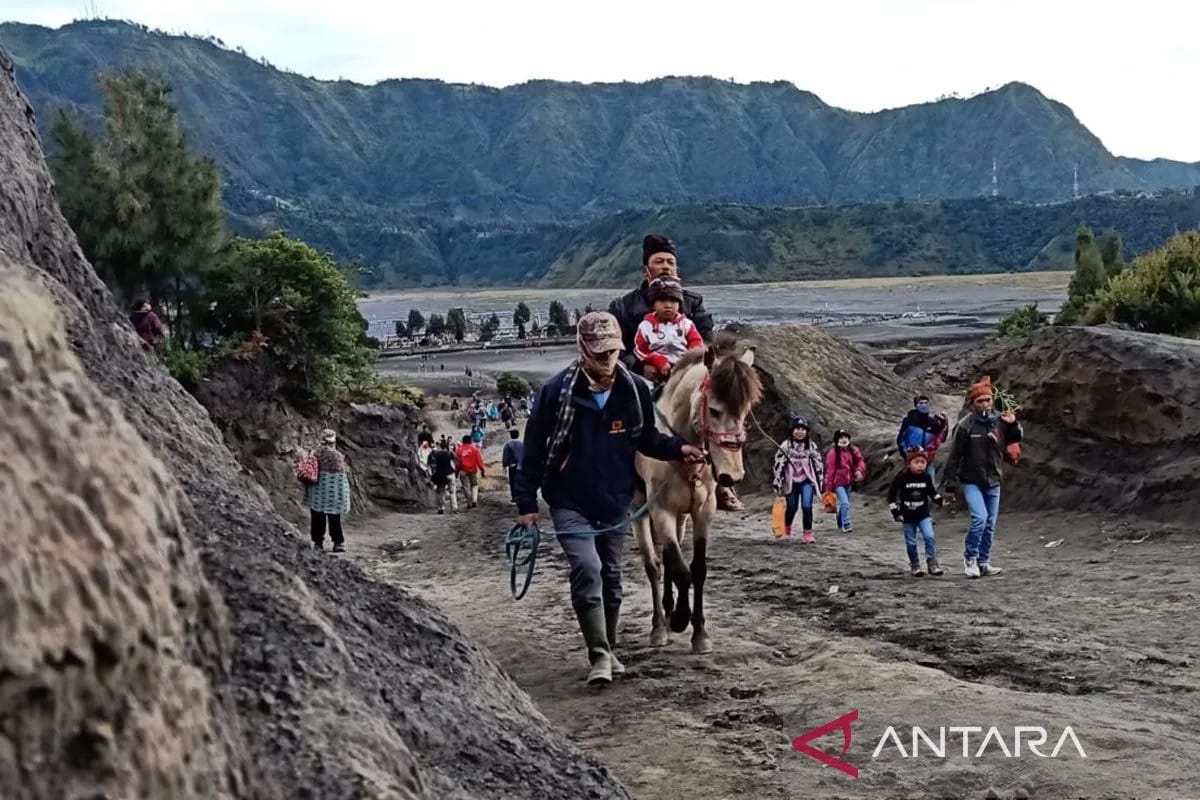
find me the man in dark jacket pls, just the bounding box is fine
[608,235,715,375]
[941,377,1023,579]
[428,442,457,515]
[501,428,524,504]
[606,234,740,509]
[515,311,703,687]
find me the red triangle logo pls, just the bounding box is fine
[791,709,859,778]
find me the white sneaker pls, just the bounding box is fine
[963,557,981,578]
[979,563,1003,577]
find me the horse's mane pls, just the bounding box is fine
[664,332,762,414]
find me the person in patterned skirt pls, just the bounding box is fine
[305,428,351,552]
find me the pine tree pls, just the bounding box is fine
[50,69,224,342]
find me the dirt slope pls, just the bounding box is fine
[732,324,914,492]
[0,52,626,799]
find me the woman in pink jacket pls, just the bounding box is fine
[824,429,866,533]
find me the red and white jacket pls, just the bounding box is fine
[634,312,703,373]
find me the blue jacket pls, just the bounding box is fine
[515,368,685,526]
[896,409,948,457]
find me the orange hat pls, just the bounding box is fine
[968,376,994,403]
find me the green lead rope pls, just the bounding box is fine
[505,493,655,600]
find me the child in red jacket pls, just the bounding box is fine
[633,277,703,383]
[823,429,866,533]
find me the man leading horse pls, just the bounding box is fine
[514,311,705,686]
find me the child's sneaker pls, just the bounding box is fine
[910,563,924,577]
[783,526,793,539]
[801,530,815,543]
[979,562,1003,577]
[842,525,853,534]
[963,557,981,578]
[926,558,944,576]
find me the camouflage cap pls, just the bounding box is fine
[577,311,625,355]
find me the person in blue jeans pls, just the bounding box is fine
[823,429,866,533]
[771,415,825,542]
[940,377,1023,578]
[888,447,945,576]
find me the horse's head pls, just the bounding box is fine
[691,342,763,487]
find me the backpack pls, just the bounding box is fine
[296,453,319,485]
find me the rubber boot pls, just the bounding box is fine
[574,605,613,686]
[605,603,625,676]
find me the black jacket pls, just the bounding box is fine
[514,367,685,526]
[428,449,455,481]
[888,470,942,522]
[941,413,1023,491]
[608,282,715,374]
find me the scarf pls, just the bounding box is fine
[578,337,620,391]
[543,360,643,484]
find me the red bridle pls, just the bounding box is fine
[698,375,748,452]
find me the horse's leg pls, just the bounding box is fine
[690,501,714,654]
[661,509,692,634]
[634,513,668,647]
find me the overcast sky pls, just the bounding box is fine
[8,0,1200,161]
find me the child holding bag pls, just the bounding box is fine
[823,429,866,533]
[771,414,824,542]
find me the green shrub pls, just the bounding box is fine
[160,342,212,389]
[341,371,425,408]
[496,371,531,399]
[996,303,1049,338]
[1085,231,1200,337]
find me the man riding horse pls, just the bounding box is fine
[608,235,745,512]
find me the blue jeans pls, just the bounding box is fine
[926,463,937,484]
[835,486,852,530]
[903,518,936,565]
[962,484,1002,563]
[785,481,815,530]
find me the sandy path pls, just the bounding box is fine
[345,426,1200,799]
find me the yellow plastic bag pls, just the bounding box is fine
[771,497,787,538]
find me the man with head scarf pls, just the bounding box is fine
[940,377,1023,579]
[514,311,705,687]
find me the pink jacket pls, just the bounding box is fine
[824,445,866,491]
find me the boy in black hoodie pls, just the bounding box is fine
[888,447,945,577]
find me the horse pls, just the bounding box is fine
[633,337,763,654]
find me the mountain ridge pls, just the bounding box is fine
[3,19,1200,288]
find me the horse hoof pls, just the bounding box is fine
[691,635,713,655]
[650,628,669,647]
[669,607,691,633]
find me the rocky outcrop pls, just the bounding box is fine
[0,280,242,800]
[192,358,435,526]
[0,52,626,799]
[731,324,914,492]
[973,326,1200,517]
